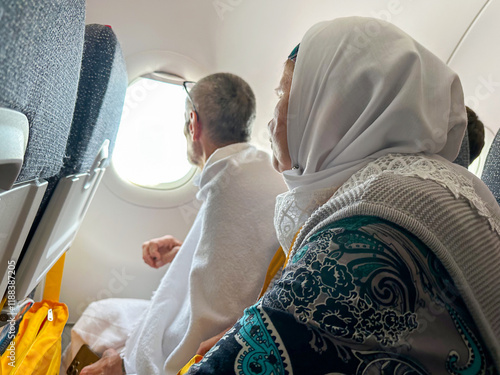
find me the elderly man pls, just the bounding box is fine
[72,73,286,375]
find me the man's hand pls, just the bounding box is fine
[196,327,232,356]
[142,235,183,268]
[80,348,124,375]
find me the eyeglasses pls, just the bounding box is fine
[183,81,198,116]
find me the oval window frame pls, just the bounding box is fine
[104,50,209,208]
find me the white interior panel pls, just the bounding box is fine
[16,169,106,300]
[0,181,47,299]
[0,108,29,190]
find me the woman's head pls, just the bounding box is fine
[270,17,467,191]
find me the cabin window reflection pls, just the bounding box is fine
[113,76,195,189]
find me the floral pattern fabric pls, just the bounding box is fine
[188,216,498,375]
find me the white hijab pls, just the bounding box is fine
[275,17,468,251]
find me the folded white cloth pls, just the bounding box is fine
[60,298,149,373]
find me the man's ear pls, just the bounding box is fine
[190,111,202,141]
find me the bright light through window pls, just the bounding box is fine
[113,76,195,189]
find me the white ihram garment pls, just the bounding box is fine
[123,143,285,374]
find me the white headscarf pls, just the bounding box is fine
[275,17,468,251]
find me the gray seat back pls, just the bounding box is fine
[482,131,500,205]
[453,131,470,168]
[62,24,128,176]
[0,0,85,299]
[15,24,128,299]
[1,1,86,186]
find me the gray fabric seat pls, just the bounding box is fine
[20,23,127,236]
[0,0,85,299]
[0,0,86,185]
[453,131,470,168]
[19,23,127,241]
[482,131,500,205]
[62,24,128,176]
[15,24,128,299]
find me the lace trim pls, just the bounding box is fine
[274,187,338,253]
[335,154,500,235]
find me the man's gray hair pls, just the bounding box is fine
[190,73,256,145]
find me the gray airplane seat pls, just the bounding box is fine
[61,24,127,176]
[482,131,500,206]
[453,131,470,168]
[14,24,128,299]
[0,0,85,300]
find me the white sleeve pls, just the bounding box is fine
[164,159,283,374]
[192,184,275,324]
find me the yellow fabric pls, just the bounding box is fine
[43,253,66,302]
[257,247,285,300]
[282,228,302,270]
[177,355,203,375]
[258,229,302,299]
[0,300,68,375]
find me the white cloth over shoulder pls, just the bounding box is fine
[124,143,286,375]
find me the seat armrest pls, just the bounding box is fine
[0,108,29,190]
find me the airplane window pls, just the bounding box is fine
[112,76,195,189]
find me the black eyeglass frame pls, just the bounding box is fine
[183,81,198,116]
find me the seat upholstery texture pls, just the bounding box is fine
[62,23,128,176]
[482,131,500,205]
[19,23,127,259]
[0,0,85,183]
[453,131,470,168]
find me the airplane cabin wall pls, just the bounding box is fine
[60,0,499,322]
[84,0,219,77]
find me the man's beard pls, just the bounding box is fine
[187,142,202,167]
